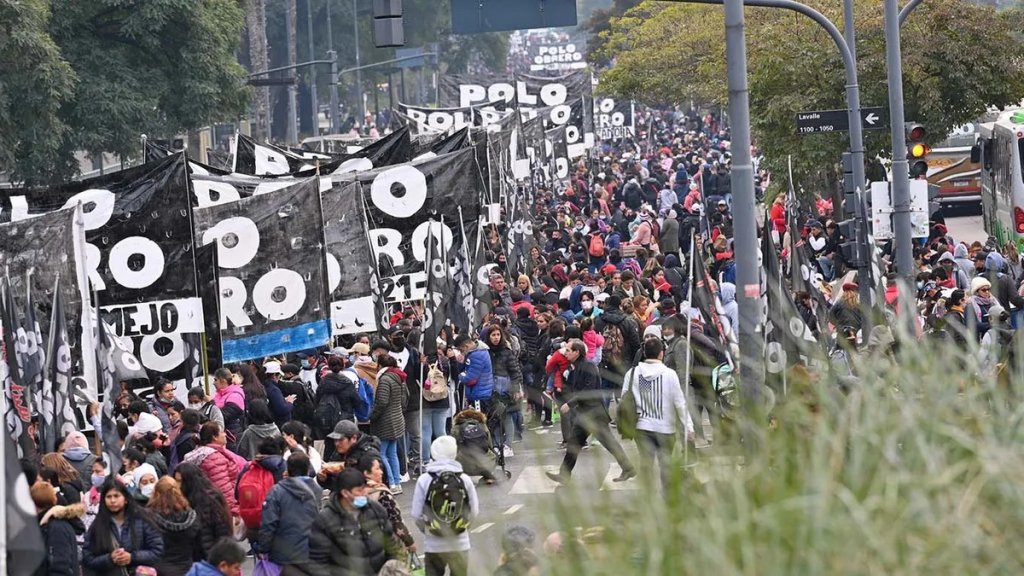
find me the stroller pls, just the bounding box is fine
[452,408,512,483]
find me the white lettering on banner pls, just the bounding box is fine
[407,109,471,134]
[369,228,405,268]
[139,332,185,372]
[410,221,454,263]
[108,237,165,289]
[255,146,290,176]
[202,217,260,269]
[218,276,253,328]
[192,180,242,208]
[459,80,570,108]
[331,295,376,335]
[254,180,295,196]
[369,165,427,218]
[252,268,306,320]
[332,158,374,175]
[379,272,427,303]
[84,243,104,289]
[101,298,204,338]
[62,189,116,230]
[555,158,569,179]
[326,253,341,293]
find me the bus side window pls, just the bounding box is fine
[971,144,981,164]
[984,139,993,172]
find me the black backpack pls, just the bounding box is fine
[459,420,490,452]
[313,394,342,440]
[423,471,472,536]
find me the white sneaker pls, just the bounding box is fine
[390,484,403,495]
[400,473,410,483]
[503,445,514,457]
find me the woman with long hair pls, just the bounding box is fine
[174,462,233,555]
[236,363,267,403]
[370,353,408,494]
[39,451,87,534]
[181,421,244,515]
[82,478,164,576]
[148,477,203,575]
[281,420,323,474]
[483,324,524,455]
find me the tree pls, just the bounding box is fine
[0,0,75,183]
[593,0,1024,194]
[0,0,250,184]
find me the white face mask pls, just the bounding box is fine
[582,301,594,311]
[140,483,155,498]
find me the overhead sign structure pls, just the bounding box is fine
[795,107,887,134]
[451,0,577,34]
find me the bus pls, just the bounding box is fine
[975,109,1024,246]
[928,124,981,207]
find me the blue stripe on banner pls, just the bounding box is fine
[221,320,331,363]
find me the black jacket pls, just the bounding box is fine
[308,496,397,576]
[258,477,321,565]
[152,509,204,576]
[35,511,80,576]
[514,316,542,369]
[278,377,315,428]
[595,308,642,375]
[317,371,364,425]
[488,344,523,397]
[565,360,607,416]
[82,513,164,576]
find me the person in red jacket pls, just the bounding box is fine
[182,421,245,516]
[769,192,787,237]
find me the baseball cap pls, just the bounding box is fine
[350,342,370,356]
[263,361,282,374]
[329,346,349,357]
[326,420,360,440]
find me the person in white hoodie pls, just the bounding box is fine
[621,338,695,492]
[411,435,480,576]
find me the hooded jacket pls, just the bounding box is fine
[35,507,80,576]
[983,252,1024,310]
[459,343,495,402]
[370,368,408,441]
[185,562,224,576]
[317,370,365,426]
[82,512,164,576]
[182,445,243,514]
[63,446,97,484]
[411,458,479,554]
[235,423,281,460]
[660,216,680,255]
[213,383,246,443]
[152,509,203,576]
[514,316,542,370]
[258,476,321,565]
[719,282,738,336]
[595,308,642,372]
[308,494,397,575]
[953,243,975,279]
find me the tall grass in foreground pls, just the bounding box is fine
[542,335,1024,575]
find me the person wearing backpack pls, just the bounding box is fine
[587,231,606,271]
[234,399,282,460]
[235,437,286,544]
[371,354,410,494]
[411,436,480,576]
[257,453,321,574]
[314,355,365,442]
[278,363,317,430]
[167,408,201,475]
[187,387,224,429]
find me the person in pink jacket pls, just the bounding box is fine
[182,421,245,515]
[579,316,604,364]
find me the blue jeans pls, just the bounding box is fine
[818,256,834,281]
[380,439,401,486]
[421,407,449,462]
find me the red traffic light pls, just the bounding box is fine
[908,125,926,140]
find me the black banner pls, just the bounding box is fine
[411,127,473,160]
[234,134,328,175]
[762,224,822,380]
[194,242,222,379]
[397,101,514,136]
[544,125,570,180]
[440,69,591,111]
[346,149,484,310]
[193,178,330,362]
[321,181,377,335]
[593,96,635,140]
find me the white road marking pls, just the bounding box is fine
[600,462,639,491]
[471,522,494,534]
[508,465,562,494]
[503,504,523,515]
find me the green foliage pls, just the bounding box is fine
[0,0,76,183]
[595,0,1024,194]
[583,0,643,68]
[541,336,1024,574]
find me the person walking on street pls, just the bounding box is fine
[412,436,480,576]
[546,339,636,484]
[257,453,321,575]
[622,338,695,492]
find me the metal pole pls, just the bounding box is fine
[885,0,912,282]
[353,0,365,127]
[899,0,924,26]
[329,50,340,134]
[723,0,765,406]
[306,0,319,136]
[286,0,299,145]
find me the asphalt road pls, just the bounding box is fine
[942,202,986,245]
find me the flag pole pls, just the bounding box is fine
[419,217,434,474]
[683,233,696,465]
[0,376,7,576]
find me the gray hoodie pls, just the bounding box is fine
[953,244,975,280]
[235,423,281,460]
[411,459,479,554]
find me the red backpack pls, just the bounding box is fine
[237,462,275,529]
[588,234,605,258]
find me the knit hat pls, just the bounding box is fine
[131,463,158,487]
[643,325,663,339]
[431,435,458,461]
[970,276,991,295]
[64,430,89,451]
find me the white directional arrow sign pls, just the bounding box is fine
[860,107,887,131]
[864,112,880,126]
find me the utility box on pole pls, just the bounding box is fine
[373,0,405,47]
[871,180,894,240]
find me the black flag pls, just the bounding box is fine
[1,279,32,459]
[3,410,44,575]
[47,288,77,450]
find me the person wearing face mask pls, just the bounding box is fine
[149,378,178,432]
[387,326,422,479]
[62,430,97,483]
[130,462,159,503]
[574,290,603,321]
[308,468,400,575]
[186,386,224,428]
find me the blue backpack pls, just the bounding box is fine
[345,369,374,423]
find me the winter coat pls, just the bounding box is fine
[719,282,738,336]
[829,301,864,335]
[258,476,321,565]
[152,509,204,576]
[278,377,315,428]
[182,445,243,514]
[390,345,422,413]
[514,316,542,370]
[564,360,607,417]
[185,561,223,576]
[264,378,295,426]
[366,482,414,549]
[212,384,246,443]
[317,371,365,425]
[487,343,523,398]
[193,495,232,555]
[64,446,97,485]
[459,344,495,401]
[595,308,642,373]
[235,423,282,460]
[659,217,680,255]
[308,496,397,576]
[953,244,975,280]
[411,458,479,554]
[35,509,80,576]
[82,513,164,576]
[370,368,408,441]
[168,428,198,474]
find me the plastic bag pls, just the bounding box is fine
[253,556,282,576]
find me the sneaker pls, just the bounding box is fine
[400,473,411,483]
[612,469,637,482]
[545,471,569,484]
[390,484,403,495]
[542,420,554,427]
[503,445,514,457]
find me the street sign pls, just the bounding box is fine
[795,107,887,134]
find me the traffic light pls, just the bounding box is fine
[906,122,930,178]
[838,218,864,267]
[840,152,856,220]
[373,0,404,48]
